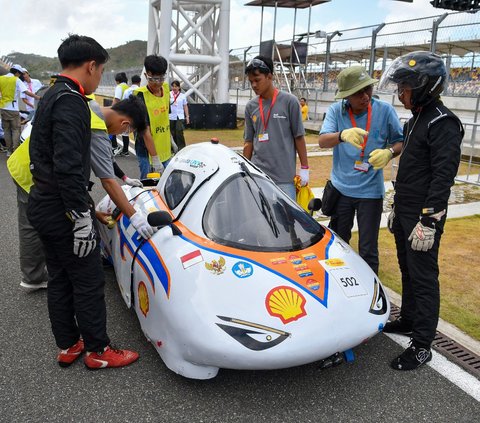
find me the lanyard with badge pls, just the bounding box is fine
[348,103,371,172]
[258,89,278,142]
[171,91,180,105]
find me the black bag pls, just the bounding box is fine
[321,180,341,216]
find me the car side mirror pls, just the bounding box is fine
[147,211,182,235]
[308,198,322,216]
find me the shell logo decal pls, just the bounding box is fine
[138,281,150,317]
[265,286,307,324]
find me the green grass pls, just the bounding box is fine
[353,216,480,340]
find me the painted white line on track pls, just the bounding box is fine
[386,333,480,402]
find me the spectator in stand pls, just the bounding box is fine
[169,80,189,151]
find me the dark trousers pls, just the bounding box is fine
[27,200,110,352]
[121,135,130,153]
[329,194,383,274]
[170,118,186,150]
[16,184,48,285]
[393,209,444,347]
[110,134,118,148]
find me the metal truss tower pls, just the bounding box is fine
[148,0,230,103]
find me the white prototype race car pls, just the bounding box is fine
[97,141,390,379]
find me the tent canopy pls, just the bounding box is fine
[245,0,330,9]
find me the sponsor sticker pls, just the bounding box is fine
[232,261,253,278]
[271,257,287,265]
[265,286,307,324]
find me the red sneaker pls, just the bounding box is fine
[57,339,85,367]
[84,345,139,370]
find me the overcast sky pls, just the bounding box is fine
[0,0,443,59]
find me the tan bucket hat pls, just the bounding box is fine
[335,66,378,99]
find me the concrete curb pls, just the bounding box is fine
[385,286,480,356]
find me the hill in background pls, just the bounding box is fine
[3,40,147,82]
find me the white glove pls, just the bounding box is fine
[298,168,310,186]
[130,210,157,239]
[408,222,435,252]
[151,155,164,174]
[123,176,143,188]
[387,209,395,234]
[70,210,97,258]
[339,128,368,149]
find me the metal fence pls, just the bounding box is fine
[229,9,480,96]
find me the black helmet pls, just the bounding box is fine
[378,51,446,107]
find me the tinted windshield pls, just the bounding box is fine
[203,174,325,252]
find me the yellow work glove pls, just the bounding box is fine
[368,148,393,170]
[339,128,368,149]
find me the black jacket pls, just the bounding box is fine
[394,99,464,214]
[29,76,91,215]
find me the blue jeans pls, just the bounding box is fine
[137,153,150,180]
[277,182,296,201]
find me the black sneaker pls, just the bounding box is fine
[119,151,130,157]
[391,342,432,371]
[383,317,413,335]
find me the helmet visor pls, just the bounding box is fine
[377,56,429,93]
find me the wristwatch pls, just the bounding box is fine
[388,147,395,157]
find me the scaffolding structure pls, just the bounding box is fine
[147,0,230,103]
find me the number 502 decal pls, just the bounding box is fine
[340,277,359,288]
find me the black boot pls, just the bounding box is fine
[383,317,413,335]
[391,341,432,371]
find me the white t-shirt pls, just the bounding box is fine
[169,91,188,120]
[114,84,128,101]
[21,78,43,111]
[1,73,28,111]
[122,84,139,100]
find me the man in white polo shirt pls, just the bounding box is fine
[0,64,39,156]
[21,68,43,117]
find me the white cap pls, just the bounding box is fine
[21,67,28,73]
[11,64,24,73]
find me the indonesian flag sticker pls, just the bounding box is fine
[181,250,204,269]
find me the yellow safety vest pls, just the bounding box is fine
[0,75,18,108]
[119,82,128,96]
[134,85,171,162]
[8,95,106,193]
[7,136,34,193]
[86,94,108,132]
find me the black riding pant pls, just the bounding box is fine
[27,199,110,352]
[392,209,444,347]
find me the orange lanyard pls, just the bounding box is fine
[348,103,371,159]
[259,89,279,132]
[172,92,180,104]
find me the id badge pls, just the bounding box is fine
[258,133,269,142]
[354,160,370,172]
